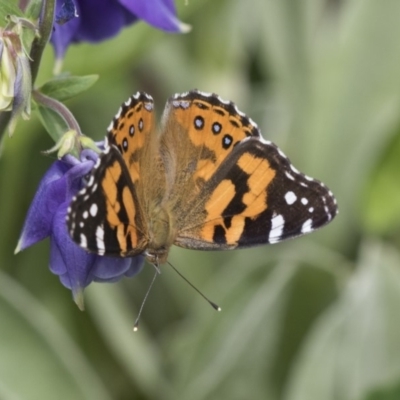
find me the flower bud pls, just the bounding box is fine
[0,27,32,134]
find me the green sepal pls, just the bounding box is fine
[42,129,102,159]
[36,104,68,142]
[39,75,99,102]
[43,129,80,159]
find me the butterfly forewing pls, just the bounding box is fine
[67,145,148,256]
[161,91,261,188]
[107,92,155,187]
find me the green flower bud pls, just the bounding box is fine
[0,23,33,134]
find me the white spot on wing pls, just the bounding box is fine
[144,102,153,111]
[248,117,258,128]
[285,172,295,180]
[83,211,89,219]
[277,148,287,159]
[308,207,314,213]
[301,198,308,205]
[80,233,87,248]
[301,219,313,234]
[115,106,122,119]
[269,214,285,243]
[285,191,297,205]
[197,90,212,97]
[96,225,105,254]
[90,203,98,217]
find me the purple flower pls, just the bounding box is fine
[16,149,144,308]
[51,0,190,60]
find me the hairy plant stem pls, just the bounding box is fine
[29,0,56,85]
[33,90,82,136]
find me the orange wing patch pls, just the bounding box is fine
[200,153,276,246]
[100,160,141,252]
[169,92,261,186]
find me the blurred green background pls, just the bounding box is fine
[2,0,400,399]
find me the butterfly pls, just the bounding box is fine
[67,90,338,266]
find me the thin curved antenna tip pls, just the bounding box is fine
[167,261,221,312]
[211,302,222,312]
[132,269,158,332]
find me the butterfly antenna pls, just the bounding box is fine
[167,261,221,311]
[133,270,158,332]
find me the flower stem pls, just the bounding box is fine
[29,0,55,85]
[33,90,82,136]
[0,112,11,138]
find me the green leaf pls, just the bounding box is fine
[85,284,171,399]
[364,380,400,400]
[363,128,400,235]
[36,105,68,142]
[39,75,99,102]
[285,240,400,400]
[0,270,112,400]
[165,251,299,400]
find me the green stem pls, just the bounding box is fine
[0,112,11,137]
[29,0,55,85]
[33,90,82,136]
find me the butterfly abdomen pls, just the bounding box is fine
[145,204,176,264]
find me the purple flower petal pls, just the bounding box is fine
[55,0,79,25]
[17,149,145,305]
[51,0,189,59]
[51,204,97,292]
[73,0,137,42]
[16,162,69,252]
[92,255,144,282]
[119,0,190,32]
[16,157,95,252]
[52,1,81,60]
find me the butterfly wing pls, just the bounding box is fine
[175,137,337,249]
[67,92,157,256]
[67,146,148,256]
[159,90,262,216]
[159,90,337,250]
